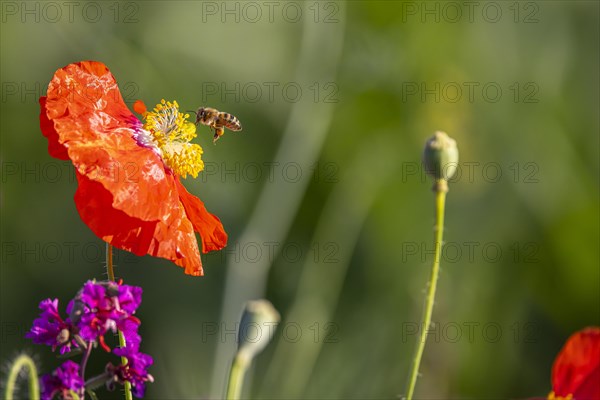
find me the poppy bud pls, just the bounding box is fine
[236,300,281,365]
[423,131,459,184]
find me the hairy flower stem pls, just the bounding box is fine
[226,354,249,400]
[106,244,133,400]
[406,181,448,399]
[5,354,40,400]
[80,341,93,381]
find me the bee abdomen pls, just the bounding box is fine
[221,113,242,131]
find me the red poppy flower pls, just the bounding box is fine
[40,61,227,276]
[548,327,600,400]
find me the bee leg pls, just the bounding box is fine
[213,126,225,144]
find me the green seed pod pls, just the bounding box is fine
[236,300,281,365]
[423,131,459,182]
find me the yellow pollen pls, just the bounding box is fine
[141,99,204,178]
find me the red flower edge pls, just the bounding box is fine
[40,61,227,276]
[551,327,600,399]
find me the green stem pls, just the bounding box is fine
[106,242,116,281]
[405,181,447,399]
[5,354,40,400]
[106,244,133,400]
[226,353,249,400]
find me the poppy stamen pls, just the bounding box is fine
[141,99,204,178]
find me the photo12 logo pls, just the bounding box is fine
[1,161,143,185]
[400,241,540,264]
[400,2,540,24]
[199,1,340,23]
[400,81,540,103]
[1,241,138,265]
[199,81,339,104]
[401,161,540,185]
[200,161,339,184]
[1,322,30,343]
[201,321,340,344]
[1,80,140,104]
[205,241,341,264]
[401,321,539,344]
[1,1,140,24]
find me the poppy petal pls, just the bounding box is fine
[133,100,147,115]
[572,365,600,399]
[39,96,69,160]
[552,327,600,398]
[42,61,176,222]
[74,171,204,276]
[174,177,228,253]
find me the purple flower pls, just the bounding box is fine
[112,346,154,398]
[26,299,75,354]
[28,280,152,397]
[118,317,142,349]
[74,282,117,342]
[117,284,143,316]
[71,281,142,348]
[40,360,84,400]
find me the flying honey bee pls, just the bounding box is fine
[194,107,242,143]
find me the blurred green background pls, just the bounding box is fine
[1,1,599,398]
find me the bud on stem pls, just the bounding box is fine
[423,131,459,192]
[226,300,280,400]
[237,300,281,365]
[406,132,458,399]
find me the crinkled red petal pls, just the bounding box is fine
[74,171,203,276]
[41,61,174,222]
[552,327,600,398]
[39,96,69,160]
[175,177,228,253]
